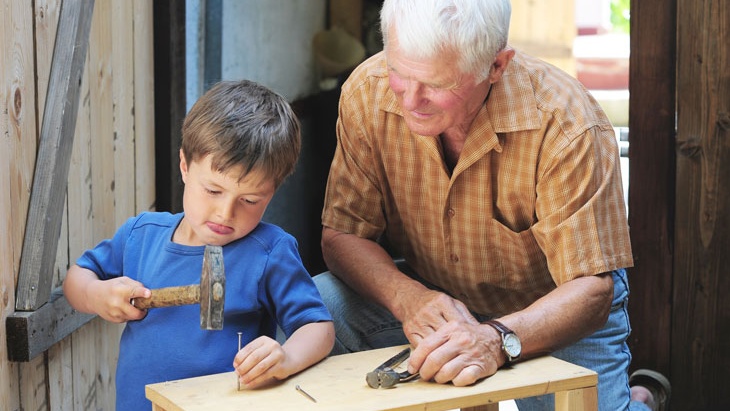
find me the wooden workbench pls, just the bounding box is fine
[146,345,598,411]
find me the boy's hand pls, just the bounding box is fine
[233,336,290,389]
[86,276,151,323]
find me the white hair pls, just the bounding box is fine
[380,0,511,82]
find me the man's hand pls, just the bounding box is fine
[407,320,504,386]
[398,289,503,387]
[398,289,479,345]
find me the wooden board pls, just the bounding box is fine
[672,0,730,408]
[14,0,95,312]
[146,345,597,411]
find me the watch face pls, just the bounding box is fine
[503,333,522,358]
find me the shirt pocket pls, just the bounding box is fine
[489,219,555,294]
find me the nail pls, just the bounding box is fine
[237,332,242,391]
[296,384,317,403]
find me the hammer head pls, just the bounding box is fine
[200,245,225,330]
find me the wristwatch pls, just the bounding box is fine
[484,319,522,363]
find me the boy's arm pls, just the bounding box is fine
[63,264,151,323]
[234,321,335,388]
[281,321,335,370]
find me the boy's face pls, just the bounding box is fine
[175,150,275,246]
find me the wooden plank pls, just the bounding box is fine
[47,337,74,411]
[14,0,95,311]
[6,288,95,362]
[112,0,136,224]
[133,0,156,213]
[555,387,597,411]
[626,0,676,376]
[88,0,114,245]
[71,318,104,410]
[19,1,60,409]
[146,346,597,411]
[2,0,38,409]
[67,12,98,408]
[673,0,730,408]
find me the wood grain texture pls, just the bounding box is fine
[3,0,155,408]
[133,0,157,213]
[146,346,597,411]
[14,0,95,311]
[673,0,730,408]
[1,1,38,409]
[626,0,676,377]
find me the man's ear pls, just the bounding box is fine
[179,149,189,184]
[487,47,516,84]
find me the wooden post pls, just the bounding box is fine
[626,0,676,376]
[673,0,730,408]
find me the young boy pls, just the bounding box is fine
[63,80,334,410]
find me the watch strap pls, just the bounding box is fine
[484,319,514,335]
[484,319,521,362]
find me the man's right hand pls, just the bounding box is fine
[396,287,479,346]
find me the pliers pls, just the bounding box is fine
[366,347,420,388]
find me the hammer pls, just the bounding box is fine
[131,245,225,330]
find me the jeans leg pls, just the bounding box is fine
[313,271,409,355]
[515,269,650,411]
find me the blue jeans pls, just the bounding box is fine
[313,267,650,411]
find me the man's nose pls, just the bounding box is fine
[401,81,424,110]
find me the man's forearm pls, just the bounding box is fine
[321,227,428,319]
[498,273,614,360]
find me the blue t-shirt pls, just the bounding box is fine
[76,212,332,410]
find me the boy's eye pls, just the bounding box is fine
[205,188,220,195]
[242,198,259,205]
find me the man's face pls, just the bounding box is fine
[176,151,275,247]
[385,31,492,137]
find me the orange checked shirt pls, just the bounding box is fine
[322,50,634,315]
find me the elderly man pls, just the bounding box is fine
[315,0,670,409]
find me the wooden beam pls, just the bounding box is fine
[6,287,95,362]
[15,0,95,311]
[626,0,676,376]
[672,0,730,407]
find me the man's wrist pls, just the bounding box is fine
[483,319,522,364]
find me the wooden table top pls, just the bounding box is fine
[146,345,597,411]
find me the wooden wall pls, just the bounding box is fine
[629,0,730,408]
[0,0,155,409]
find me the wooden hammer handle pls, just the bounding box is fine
[131,285,200,309]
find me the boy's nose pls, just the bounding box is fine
[217,200,236,220]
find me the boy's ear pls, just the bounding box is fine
[179,149,189,183]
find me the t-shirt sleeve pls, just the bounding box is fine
[75,214,138,280]
[259,235,333,338]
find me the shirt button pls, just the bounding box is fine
[447,208,455,217]
[450,253,459,262]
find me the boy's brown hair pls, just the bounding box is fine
[181,80,301,188]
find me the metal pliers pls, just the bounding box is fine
[366,347,420,388]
